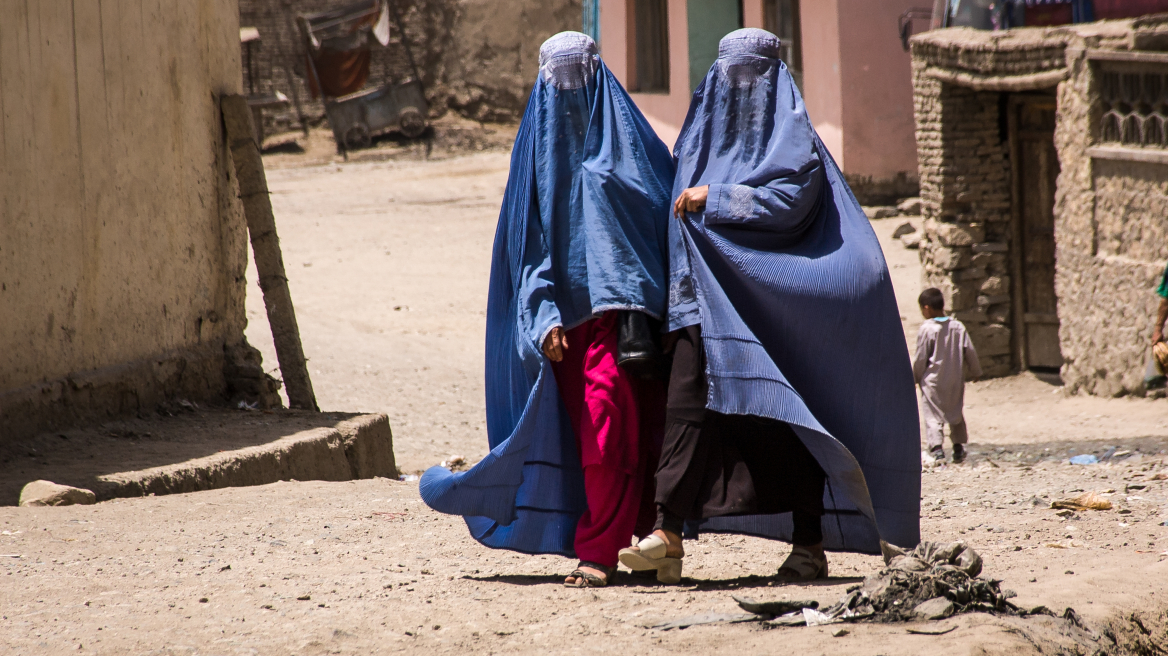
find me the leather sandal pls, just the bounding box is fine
[564,561,615,588]
[618,535,683,584]
[776,546,828,581]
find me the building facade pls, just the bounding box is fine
[0,0,265,444]
[595,0,922,203]
[911,19,1168,395]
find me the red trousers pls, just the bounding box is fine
[550,312,664,567]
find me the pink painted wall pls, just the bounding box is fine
[600,0,919,183]
[799,0,845,165]
[600,0,691,148]
[836,0,918,182]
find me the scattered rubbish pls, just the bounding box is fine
[832,628,850,637]
[372,511,408,521]
[0,554,21,558]
[1069,455,1099,465]
[1151,473,1167,481]
[198,598,209,603]
[1055,509,1077,518]
[261,604,274,610]
[399,474,419,482]
[1125,484,1147,492]
[1100,447,1118,462]
[440,455,468,471]
[1051,492,1112,512]
[907,626,956,636]
[297,595,311,601]
[732,596,818,615]
[219,565,231,572]
[236,400,258,411]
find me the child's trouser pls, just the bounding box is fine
[923,404,967,450]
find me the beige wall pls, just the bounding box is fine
[800,0,844,162]
[0,0,249,440]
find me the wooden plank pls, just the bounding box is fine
[221,94,318,411]
[1087,145,1168,166]
[1086,48,1168,64]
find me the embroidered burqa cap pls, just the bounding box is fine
[668,28,921,553]
[419,32,675,556]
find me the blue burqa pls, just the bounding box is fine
[669,29,920,554]
[418,33,675,556]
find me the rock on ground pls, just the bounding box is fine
[897,197,923,215]
[18,480,95,507]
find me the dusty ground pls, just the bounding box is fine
[3,149,1167,655]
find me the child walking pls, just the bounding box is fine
[913,288,982,463]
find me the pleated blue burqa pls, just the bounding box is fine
[669,29,920,554]
[418,33,675,556]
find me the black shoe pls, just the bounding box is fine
[952,444,966,463]
[929,446,945,461]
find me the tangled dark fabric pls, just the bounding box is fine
[668,28,920,553]
[418,32,675,557]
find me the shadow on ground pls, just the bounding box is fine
[0,407,371,505]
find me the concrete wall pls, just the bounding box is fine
[239,0,580,129]
[0,0,253,443]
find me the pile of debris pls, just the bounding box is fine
[746,541,1040,627]
[654,540,1061,632]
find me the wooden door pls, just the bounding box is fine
[1010,95,1063,370]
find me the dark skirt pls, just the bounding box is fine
[655,325,826,524]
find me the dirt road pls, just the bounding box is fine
[3,149,1167,655]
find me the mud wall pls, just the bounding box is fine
[0,0,251,443]
[1055,46,1168,396]
[911,39,1026,378]
[911,22,1168,395]
[239,0,581,132]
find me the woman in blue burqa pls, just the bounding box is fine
[618,29,920,583]
[418,32,675,588]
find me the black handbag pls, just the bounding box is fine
[617,311,670,380]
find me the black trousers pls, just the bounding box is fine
[654,326,826,546]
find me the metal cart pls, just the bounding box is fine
[297,0,428,155]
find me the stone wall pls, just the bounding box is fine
[911,22,1168,395]
[239,0,581,132]
[1055,46,1168,396]
[0,0,259,444]
[911,44,1019,378]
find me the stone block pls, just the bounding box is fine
[892,221,917,238]
[953,309,988,325]
[901,232,921,249]
[897,197,922,215]
[969,324,1011,357]
[980,275,1010,296]
[929,244,972,270]
[19,480,97,507]
[935,222,985,247]
[937,279,981,312]
[953,266,987,281]
[987,303,1010,324]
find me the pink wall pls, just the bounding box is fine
[599,0,692,148]
[799,0,845,165]
[835,0,918,182]
[600,0,919,183]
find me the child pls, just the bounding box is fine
[913,288,981,463]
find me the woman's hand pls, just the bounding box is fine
[673,185,709,218]
[543,326,568,362]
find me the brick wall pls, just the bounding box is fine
[912,56,1015,377]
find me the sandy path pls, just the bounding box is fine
[2,151,1165,655]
